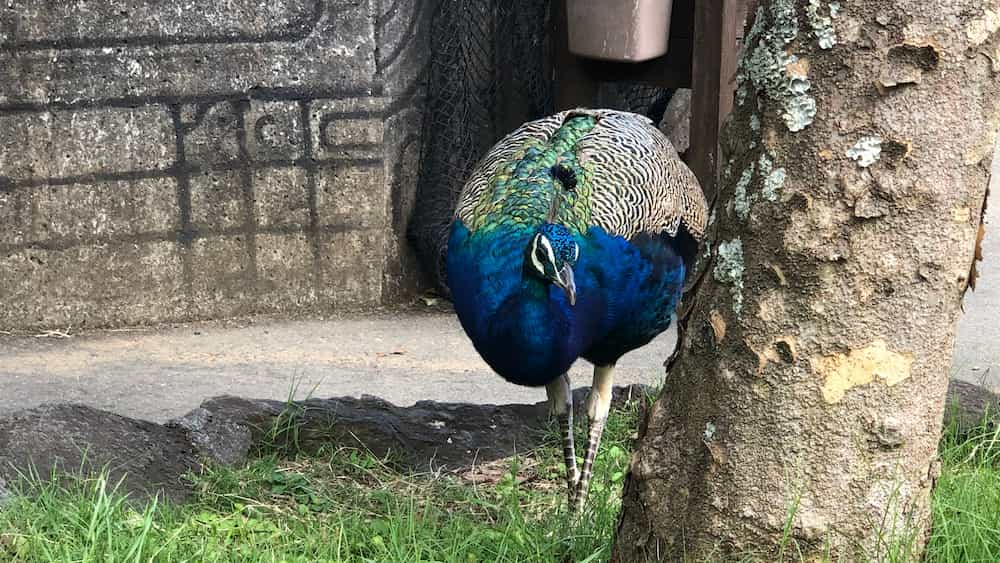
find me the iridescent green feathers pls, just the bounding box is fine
[464,114,596,235]
[454,109,707,242]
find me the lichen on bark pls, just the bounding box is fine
[737,0,817,131]
[714,239,746,315]
[807,0,840,49]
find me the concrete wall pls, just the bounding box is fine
[0,0,430,330]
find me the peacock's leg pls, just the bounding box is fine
[545,372,578,506]
[576,364,615,511]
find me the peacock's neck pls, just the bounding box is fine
[448,222,594,386]
[473,274,578,387]
[516,275,568,341]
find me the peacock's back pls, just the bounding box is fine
[453,109,707,246]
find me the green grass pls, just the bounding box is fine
[2,397,1000,563]
[0,396,644,563]
[926,418,1000,562]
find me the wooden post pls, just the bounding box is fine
[688,0,742,204]
[552,0,600,110]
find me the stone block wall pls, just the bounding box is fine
[0,0,430,329]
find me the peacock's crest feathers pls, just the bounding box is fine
[455,109,707,242]
[536,223,579,263]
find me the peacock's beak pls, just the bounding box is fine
[555,264,576,306]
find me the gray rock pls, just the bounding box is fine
[165,407,254,467]
[659,88,692,154]
[0,404,199,503]
[0,385,653,503]
[945,379,1000,431]
[0,475,11,508]
[184,383,653,472]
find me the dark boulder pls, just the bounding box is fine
[173,383,653,471]
[0,404,199,503]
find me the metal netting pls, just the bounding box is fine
[408,0,674,294]
[599,81,674,125]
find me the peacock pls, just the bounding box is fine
[446,109,707,510]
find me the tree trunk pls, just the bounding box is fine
[613,0,1000,560]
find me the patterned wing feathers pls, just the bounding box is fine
[454,109,707,242]
[574,109,707,241]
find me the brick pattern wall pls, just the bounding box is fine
[0,0,430,329]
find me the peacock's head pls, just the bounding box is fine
[525,223,579,306]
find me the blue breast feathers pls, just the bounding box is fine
[447,220,687,387]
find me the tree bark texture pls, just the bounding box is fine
[613,0,1000,560]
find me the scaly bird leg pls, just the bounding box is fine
[576,364,615,511]
[546,372,578,506]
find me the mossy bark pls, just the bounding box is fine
[612,0,1000,560]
